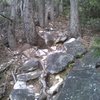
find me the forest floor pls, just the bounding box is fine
[0,16,100,100]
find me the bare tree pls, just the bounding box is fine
[22,0,46,48]
[37,0,45,27]
[45,0,55,26]
[23,0,38,45]
[59,0,63,14]
[70,0,80,38]
[8,0,17,50]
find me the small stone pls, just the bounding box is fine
[44,32,54,47]
[10,81,35,100]
[55,36,68,44]
[13,81,27,89]
[20,59,42,72]
[10,89,35,100]
[17,70,42,81]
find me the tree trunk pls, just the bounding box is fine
[70,0,80,38]
[23,0,38,45]
[22,0,46,48]
[59,0,63,15]
[50,0,54,21]
[54,0,60,18]
[45,0,55,26]
[37,0,45,27]
[8,0,17,50]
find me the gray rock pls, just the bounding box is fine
[57,68,100,100]
[64,39,86,57]
[44,32,54,47]
[10,81,35,100]
[10,89,35,100]
[73,50,100,69]
[74,59,84,69]
[55,35,68,44]
[47,52,74,74]
[82,50,100,68]
[17,70,42,81]
[20,59,42,72]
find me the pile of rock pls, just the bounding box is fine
[9,37,88,100]
[10,58,43,100]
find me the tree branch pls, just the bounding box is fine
[0,13,13,22]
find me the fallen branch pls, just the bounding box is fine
[0,59,14,73]
[0,83,6,98]
[39,71,47,95]
[11,71,17,83]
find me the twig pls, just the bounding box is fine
[11,71,17,83]
[40,71,47,95]
[0,59,14,73]
[0,13,13,22]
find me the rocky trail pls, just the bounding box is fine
[0,17,100,100]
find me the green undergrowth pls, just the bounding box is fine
[59,62,75,79]
[91,36,100,57]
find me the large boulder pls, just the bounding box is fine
[10,81,35,100]
[47,52,74,74]
[64,38,86,57]
[20,59,42,72]
[57,67,100,100]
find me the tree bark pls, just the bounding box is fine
[22,0,46,48]
[59,0,63,15]
[70,0,80,38]
[8,0,17,50]
[37,0,45,27]
[23,0,38,45]
[45,0,55,26]
[54,0,59,18]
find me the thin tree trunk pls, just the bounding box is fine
[54,1,60,18]
[37,0,45,27]
[59,0,63,14]
[50,0,54,21]
[23,0,38,45]
[70,0,80,38]
[45,0,55,26]
[8,0,17,50]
